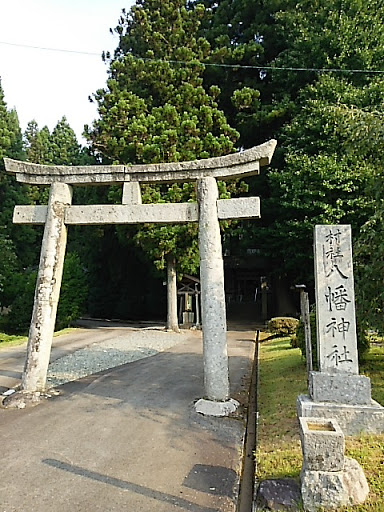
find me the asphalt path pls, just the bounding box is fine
[0,320,164,393]
[0,322,256,512]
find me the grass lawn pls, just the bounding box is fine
[256,335,384,511]
[0,332,28,347]
[0,328,76,348]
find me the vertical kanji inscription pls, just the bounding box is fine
[314,225,358,374]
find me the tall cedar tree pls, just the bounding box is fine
[85,0,241,276]
[191,0,384,352]
[330,85,384,338]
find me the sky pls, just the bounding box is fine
[0,0,135,142]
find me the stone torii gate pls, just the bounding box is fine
[4,139,276,415]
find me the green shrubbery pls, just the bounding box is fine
[0,269,36,334]
[0,252,88,334]
[56,252,88,330]
[290,312,318,369]
[267,316,300,337]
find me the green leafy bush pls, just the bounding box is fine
[56,252,88,329]
[1,269,37,334]
[291,312,317,368]
[267,317,300,336]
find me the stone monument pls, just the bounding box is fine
[298,225,384,434]
[3,140,276,415]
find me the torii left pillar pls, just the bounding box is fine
[23,182,72,392]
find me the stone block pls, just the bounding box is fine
[301,457,369,512]
[194,398,239,417]
[299,417,344,472]
[256,479,301,511]
[217,197,260,220]
[309,371,372,405]
[297,394,384,435]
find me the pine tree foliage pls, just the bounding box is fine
[25,117,83,166]
[0,80,29,315]
[0,85,89,332]
[258,0,384,288]
[86,0,242,275]
[194,0,384,349]
[86,0,238,164]
[328,81,384,337]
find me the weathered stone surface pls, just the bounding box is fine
[13,197,262,226]
[166,258,179,332]
[197,177,229,402]
[1,390,46,409]
[122,181,142,204]
[256,479,301,510]
[297,394,384,435]
[67,203,200,225]
[217,196,260,220]
[5,139,277,401]
[309,371,372,405]
[13,204,48,224]
[194,398,239,417]
[314,225,358,375]
[301,457,369,512]
[299,417,344,472]
[22,183,72,392]
[4,139,277,185]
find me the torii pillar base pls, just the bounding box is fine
[194,398,240,417]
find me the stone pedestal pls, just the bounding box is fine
[309,371,371,405]
[299,370,384,436]
[298,394,384,435]
[300,226,384,435]
[301,457,369,512]
[299,417,369,511]
[194,398,239,417]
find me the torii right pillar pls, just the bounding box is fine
[195,176,238,416]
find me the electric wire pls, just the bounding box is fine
[0,40,102,56]
[1,40,384,75]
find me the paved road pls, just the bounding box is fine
[0,323,255,512]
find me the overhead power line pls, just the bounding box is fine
[0,40,101,56]
[1,40,384,75]
[161,58,384,75]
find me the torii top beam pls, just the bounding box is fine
[4,140,277,185]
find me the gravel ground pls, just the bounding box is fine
[47,327,193,388]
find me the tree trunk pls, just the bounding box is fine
[167,256,179,332]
